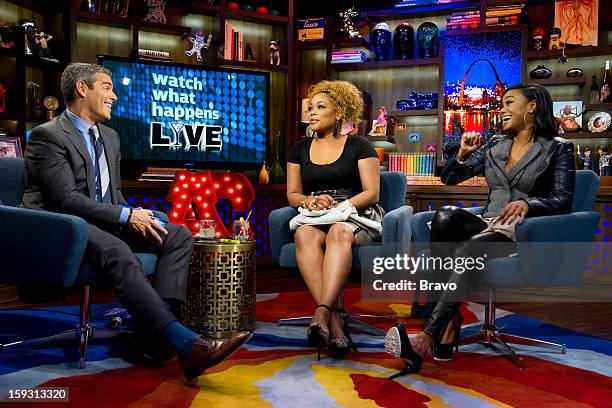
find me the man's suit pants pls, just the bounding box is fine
[85,223,194,333]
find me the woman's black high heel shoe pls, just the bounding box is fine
[307,304,332,360]
[433,312,463,362]
[384,324,423,379]
[329,310,357,359]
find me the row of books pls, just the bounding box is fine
[331,50,368,64]
[389,152,436,176]
[486,3,524,28]
[406,175,487,187]
[223,21,253,62]
[446,10,480,31]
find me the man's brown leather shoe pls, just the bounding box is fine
[177,331,251,381]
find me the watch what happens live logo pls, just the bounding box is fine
[149,72,223,152]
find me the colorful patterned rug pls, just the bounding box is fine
[1,288,612,407]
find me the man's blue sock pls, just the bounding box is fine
[162,321,198,357]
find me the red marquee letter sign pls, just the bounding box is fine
[167,170,255,237]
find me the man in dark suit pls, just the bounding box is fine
[22,63,249,381]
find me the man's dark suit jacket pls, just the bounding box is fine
[23,110,127,232]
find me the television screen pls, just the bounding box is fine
[98,56,269,168]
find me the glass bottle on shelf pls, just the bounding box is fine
[600,60,611,103]
[590,75,600,105]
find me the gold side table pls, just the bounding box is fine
[183,240,256,338]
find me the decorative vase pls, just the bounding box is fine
[566,68,584,78]
[529,64,552,79]
[394,22,414,60]
[258,161,269,184]
[268,131,285,183]
[416,22,438,58]
[369,22,391,61]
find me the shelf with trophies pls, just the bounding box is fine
[0,0,67,144]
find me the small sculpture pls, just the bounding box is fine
[269,39,280,65]
[548,27,562,50]
[258,161,269,184]
[244,42,255,61]
[19,20,36,55]
[370,23,391,61]
[417,22,438,58]
[598,145,611,176]
[35,31,56,61]
[394,22,414,60]
[143,0,167,24]
[576,145,594,171]
[532,27,545,51]
[185,31,212,62]
[337,6,361,39]
[368,105,388,136]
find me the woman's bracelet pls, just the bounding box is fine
[299,193,314,209]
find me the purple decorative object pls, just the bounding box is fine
[416,22,438,58]
[370,22,392,61]
[394,22,414,60]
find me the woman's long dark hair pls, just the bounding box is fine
[503,83,558,140]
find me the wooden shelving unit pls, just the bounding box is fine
[225,9,289,26]
[530,77,587,87]
[332,58,440,71]
[220,60,289,72]
[390,109,438,117]
[527,45,612,61]
[77,11,132,28]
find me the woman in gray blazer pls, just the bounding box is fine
[385,83,576,374]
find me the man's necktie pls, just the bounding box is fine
[88,126,111,203]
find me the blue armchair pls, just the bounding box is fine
[410,170,600,366]
[0,157,166,368]
[268,171,413,335]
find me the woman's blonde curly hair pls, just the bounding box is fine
[307,80,364,126]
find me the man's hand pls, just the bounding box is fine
[128,208,168,244]
[499,200,529,225]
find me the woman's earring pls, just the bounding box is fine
[523,111,535,129]
[333,119,340,136]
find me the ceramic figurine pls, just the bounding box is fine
[258,161,269,184]
[185,31,212,62]
[576,145,594,171]
[337,6,361,39]
[143,0,167,24]
[532,27,545,51]
[19,20,36,55]
[35,31,56,61]
[370,23,391,61]
[244,42,255,61]
[394,22,414,60]
[368,105,388,136]
[548,27,562,50]
[269,39,280,65]
[417,22,438,58]
[598,145,611,176]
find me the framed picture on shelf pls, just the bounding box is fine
[553,100,583,133]
[100,0,129,17]
[442,30,524,160]
[0,137,22,158]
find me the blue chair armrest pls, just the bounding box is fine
[269,206,298,265]
[515,211,600,287]
[0,205,88,287]
[382,205,413,254]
